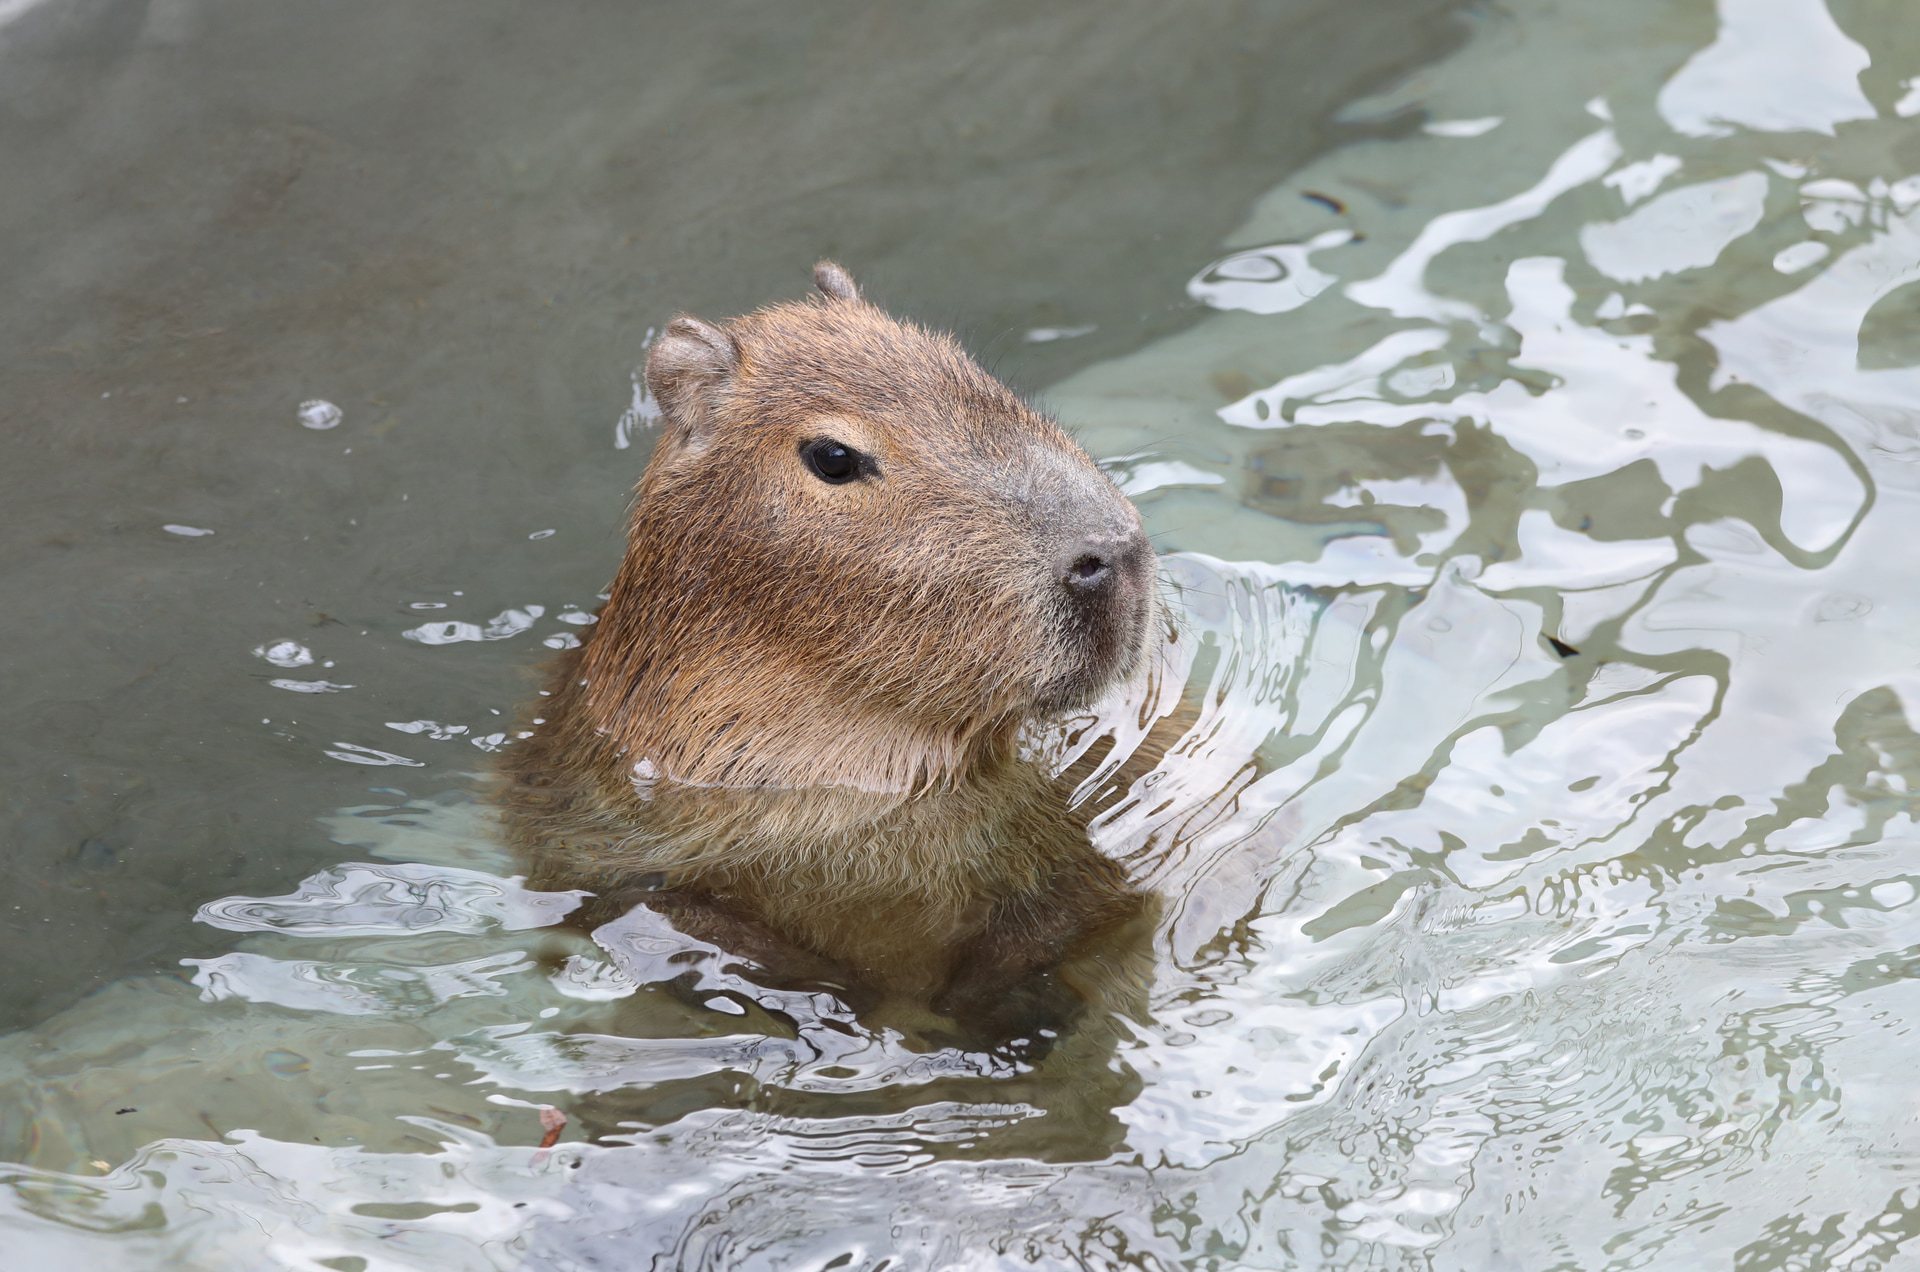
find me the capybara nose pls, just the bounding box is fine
[1058,529,1145,599]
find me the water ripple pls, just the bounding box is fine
[194,862,583,937]
[12,0,1920,1266]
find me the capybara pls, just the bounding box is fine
[507,263,1165,1043]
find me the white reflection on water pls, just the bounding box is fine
[9,0,1920,1265]
[1658,0,1875,138]
[189,949,535,1016]
[1188,229,1357,316]
[403,605,546,646]
[1581,171,1769,282]
[194,861,583,937]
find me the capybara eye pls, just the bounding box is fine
[801,438,864,484]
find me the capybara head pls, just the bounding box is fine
[578,263,1157,795]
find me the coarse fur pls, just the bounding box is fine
[505,263,1166,1037]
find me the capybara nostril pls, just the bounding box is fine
[1064,550,1114,592]
[1058,529,1147,598]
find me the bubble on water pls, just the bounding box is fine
[1423,116,1502,138]
[404,605,544,645]
[1023,324,1097,343]
[632,757,660,801]
[268,678,354,694]
[385,719,468,740]
[254,640,314,668]
[322,741,424,768]
[298,399,343,430]
[1774,241,1830,274]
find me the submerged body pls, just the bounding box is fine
[507,264,1163,1037]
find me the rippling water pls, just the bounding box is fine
[8,0,1920,1266]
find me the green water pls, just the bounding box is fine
[7,0,1920,1267]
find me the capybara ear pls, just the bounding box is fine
[812,260,860,303]
[646,315,739,448]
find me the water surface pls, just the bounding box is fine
[7,0,1920,1267]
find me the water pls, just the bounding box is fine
[6,0,1920,1266]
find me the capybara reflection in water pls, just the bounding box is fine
[506,263,1171,1046]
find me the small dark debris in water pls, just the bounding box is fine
[114,1107,136,1115]
[76,838,119,870]
[1303,190,1346,215]
[1209,368,1257,401]
[1546,635,1580,659]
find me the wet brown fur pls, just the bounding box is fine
[505,264,1162,1034]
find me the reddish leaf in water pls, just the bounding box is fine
[537,1105,566,1150]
